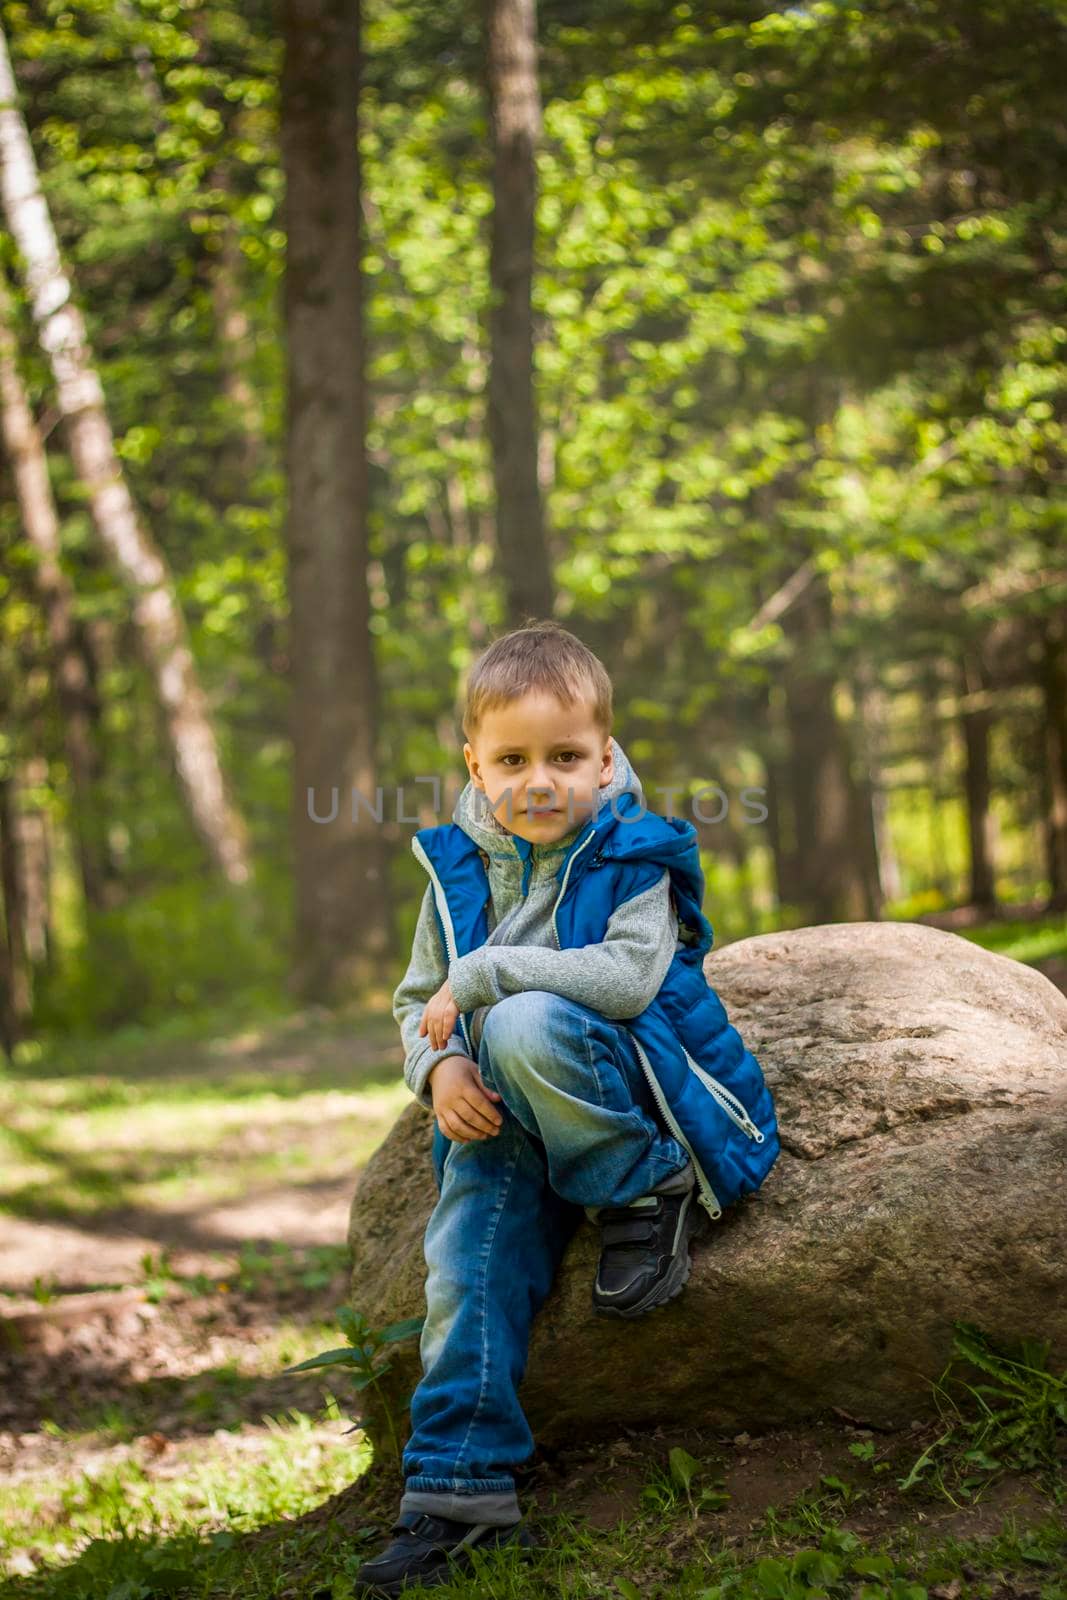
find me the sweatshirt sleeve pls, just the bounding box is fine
[448,869,679,1022]
[393,882,471,1110]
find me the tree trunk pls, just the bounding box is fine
[759,688,804,915]
[849,767,885,920]
[959,650,996,914]
[0,23,253,889]
[11,753,50,969]
[209,167,268,490]
[1038,610,1067,911]
[779,578,870,923]
[851,667,892,915]
[0,761,30,1054]
[484,0,554,625]
[281,0,391,1004]
[0,281,111,910]
[762,744,793,912]
[917,666,954,902]
[211,216,266,481]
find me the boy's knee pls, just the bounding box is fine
[480,989,568,1063]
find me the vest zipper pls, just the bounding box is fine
[411,836,474,1059]
[414,832,735,1209]
[626,1030,723,1221]
[550,827,597,950]
[680,1046,764,1143]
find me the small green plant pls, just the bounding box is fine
[31,1274,58,1305]
[298,1243,351,1292]
[818,1473,861,1507]
[232,1241,285,1293]
[847,1438,892,1475]
[763,1478,865,1542]
[690,1527,942,1600]
[139,1249,175,1304]
[640,1446,730,1518]
[218,1241,351,1298]
[899,1319,1067,1507]
[283,1305,424,1466]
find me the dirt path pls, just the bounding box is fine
[0,1175,356,1298]
[0,1007,401,1298]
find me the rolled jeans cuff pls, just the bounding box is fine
[400,1481,521,1526]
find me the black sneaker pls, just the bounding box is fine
[591,1183,701,1318]
[353,1509,535,1597]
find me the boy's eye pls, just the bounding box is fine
[500,752,580,766]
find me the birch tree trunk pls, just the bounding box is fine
[11,752,50,968]
[485,0,554,625]
[0,24,252,888]
[281,0,391,1003]
[0,756,30,1054]
[0,280,112,909]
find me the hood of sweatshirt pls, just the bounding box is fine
[451,735,646,864]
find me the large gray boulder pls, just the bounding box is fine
[348,922,1067,1450]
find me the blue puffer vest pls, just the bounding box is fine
[411,790,780,1220]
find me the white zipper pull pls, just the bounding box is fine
[681,1047,764,1143]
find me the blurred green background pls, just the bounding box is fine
[1,0,1064,1048]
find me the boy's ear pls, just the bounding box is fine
[598,738,614,788]
[463,741,485,790]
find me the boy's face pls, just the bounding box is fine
[463,691,614,844]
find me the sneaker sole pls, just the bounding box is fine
[592,1203,701,1319]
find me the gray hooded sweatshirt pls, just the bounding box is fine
[393,736,681,1109]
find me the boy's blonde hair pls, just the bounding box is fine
[461,618,613,743]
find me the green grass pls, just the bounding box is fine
[6,999,399,1090]
[1,1440,1064,1599]
[957,912,1067,967]
[881,901,1067,971]
[1,1401,371,1581]
[7,1315,1060,1598]
[0,1006,404,1227]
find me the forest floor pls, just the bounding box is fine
[1,915,1065,1598]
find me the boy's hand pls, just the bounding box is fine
[419,978,461,1051]
[427,1055,504,1142]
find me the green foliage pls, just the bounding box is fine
[641,1447,730,1518]
[283,1306,424,1467]
[898,1320,1067,1507]
[0,1406,371,1596]
[960,913,1067,967]
[32,863,290,1034]
[1,0,1064,1030]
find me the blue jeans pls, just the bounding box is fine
[399,990,691,1525]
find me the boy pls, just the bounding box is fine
[355,621,779,1597]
